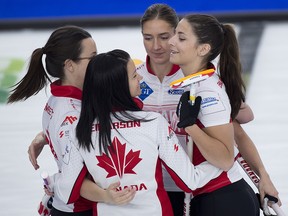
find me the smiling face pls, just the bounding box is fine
[128,59,143,97]
[169,18,209,75]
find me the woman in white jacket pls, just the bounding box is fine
[72,49,221,216]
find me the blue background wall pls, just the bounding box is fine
[1,0,288,20]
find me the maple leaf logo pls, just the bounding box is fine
[96,137,142,178]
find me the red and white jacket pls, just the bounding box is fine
[42,80,94,212]
[69,111,221,216]
[136,57,188,191]
[45,83,222,216]
[187,69,243,196]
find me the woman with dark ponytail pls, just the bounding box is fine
[8,26,136,215]
[169,14,260,215]
[8,26,91,103]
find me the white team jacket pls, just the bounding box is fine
[189,69,243,196]
[56,110,222,216]
[136,58,188,192]
[44,80,221,215]
[42,81,94,212]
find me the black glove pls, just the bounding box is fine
[176,91,202,128]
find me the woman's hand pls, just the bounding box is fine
[104,181,136,205]
[28,131,47,170]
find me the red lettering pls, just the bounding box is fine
[92,124,100,131]
[174,144,179,152]
[44,103,54,117]
[131,185,138,190]
[120,122,126,128]
[116,183,147,191]
[139,183,147,190]
[242,164,249,168]
[134,120,140,127]
[112,120,141,129]
[113,122,119,129]
[126,122,133,128]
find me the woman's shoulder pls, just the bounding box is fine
[135,60,147,74]
[136,110,163,118]
[199,73,226,93]
[46,95,81,115]
[131,110,166,124]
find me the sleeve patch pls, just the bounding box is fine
[200,91,226,115]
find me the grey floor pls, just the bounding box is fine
[0,24,287,215]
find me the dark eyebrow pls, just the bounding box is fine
[159,32,170,36]
[143,32,170,37]
[177,32,186,36]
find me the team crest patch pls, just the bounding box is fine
[97,137,142,178]
[138,81,153,101]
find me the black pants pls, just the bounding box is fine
[190,179,260,216]
[51,208,93,216]
[167,191,185,216]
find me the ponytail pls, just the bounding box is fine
[7,48,51,103]
[8,25,92,104]
[183,15,246,120]
[219,24,246,120]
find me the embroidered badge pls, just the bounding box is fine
[138,81,154,101]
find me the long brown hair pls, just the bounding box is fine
[184,14,246,119]
[8,25,92,103]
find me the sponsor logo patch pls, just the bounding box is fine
[168,89,184,95]
[200,91,226,115]
[61,116,78,127]
[138,81,153,101]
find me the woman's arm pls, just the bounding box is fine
[80,179,136,205]
[176,92,234,171]
[235,102,254,124]
[233,121,281,207]
[28,131,47,170]
[185,123,235,171]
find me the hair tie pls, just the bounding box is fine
[42,47,46,54]
[220,24,226,35]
